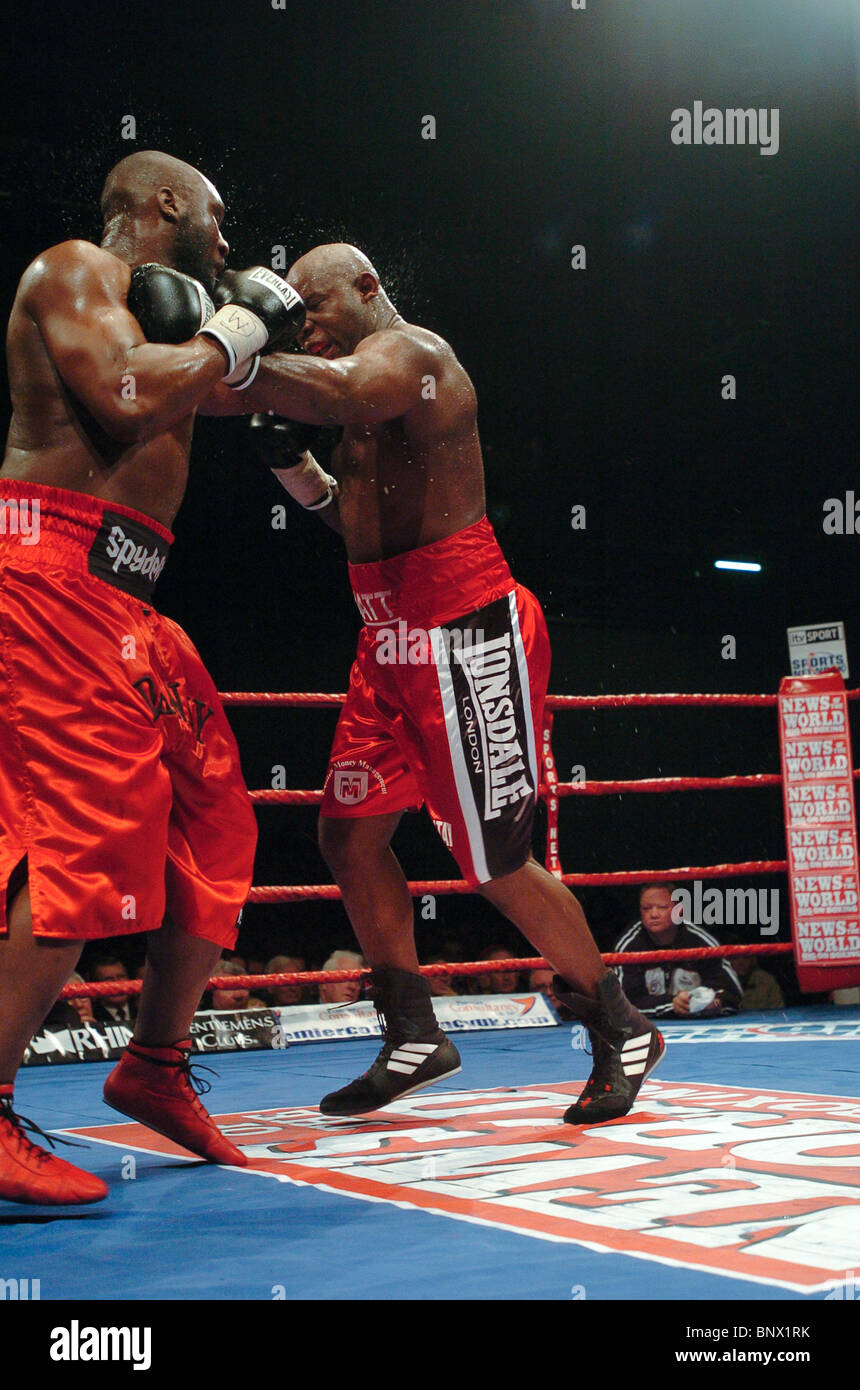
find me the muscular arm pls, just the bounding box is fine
[26,241,228,443]
[199,329,432,425]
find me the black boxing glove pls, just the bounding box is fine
[250,413,337,511]
[128,263,214,344]
[200,268,305,387]
[249,414,324,468]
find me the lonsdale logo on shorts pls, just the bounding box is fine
[455,634,533,818]
[89,511,170,599]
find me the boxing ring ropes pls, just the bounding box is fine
[58,684,860,1006]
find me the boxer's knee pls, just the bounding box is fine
[318,813,400,878]
[318,816,368,877]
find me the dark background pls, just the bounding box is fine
[2,1,857,992]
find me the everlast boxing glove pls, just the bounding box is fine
[249,413,337,511]
[128,264,215,344]
[200,267,305,390]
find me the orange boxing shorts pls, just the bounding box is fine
[0,480,257,946]
[320,516,551,885]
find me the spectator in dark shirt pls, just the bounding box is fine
[66,972,96,1025]
[89,955,137,1026]
[613,884,742,1019]
[41,971,96,1031]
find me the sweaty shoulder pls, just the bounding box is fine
[384,321,457,362]
[410,323,472,379]
[20,240,129,311]
[365,323,473,390]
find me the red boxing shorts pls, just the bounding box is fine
[0,480,257,947]
[320,516,551,885]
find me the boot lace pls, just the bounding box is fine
[182,1059,218,1101]
[0,1094,86,1163]
[575,1027,617,1101]
[360,995,396,1079]
[129,1044,219,1115]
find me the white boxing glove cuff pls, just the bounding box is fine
[198,306,269,375]
[223,354,261,389]
[272,455,338,510]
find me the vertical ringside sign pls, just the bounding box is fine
[541,712,562,877]
[778,671,860,991]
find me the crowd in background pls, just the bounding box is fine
[38,876,805,1036]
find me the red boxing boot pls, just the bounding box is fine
[0,1085,109,1205]
[103,1040,247,1167]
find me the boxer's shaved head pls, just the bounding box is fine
[289,243,398,357]
[100,150,218,223]
[289,242,380,291]
[100,150,227,293]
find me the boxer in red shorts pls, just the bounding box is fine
[0,150,304,1203]
[207,243,665,1119]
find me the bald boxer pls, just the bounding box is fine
[204,243,665,1121]
[0,151,303,1203]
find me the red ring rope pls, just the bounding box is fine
[59,942,792,999]
[61,684,832,1003]
[246,863,788,903]
[220,689,860,709]
[249,773,860,804]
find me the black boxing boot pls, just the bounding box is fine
[555,971,665,1124]
[319,967,461,1117]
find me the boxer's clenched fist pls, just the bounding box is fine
[249,413,323,469]
[249,413,337,511]
[127,264,215,344]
